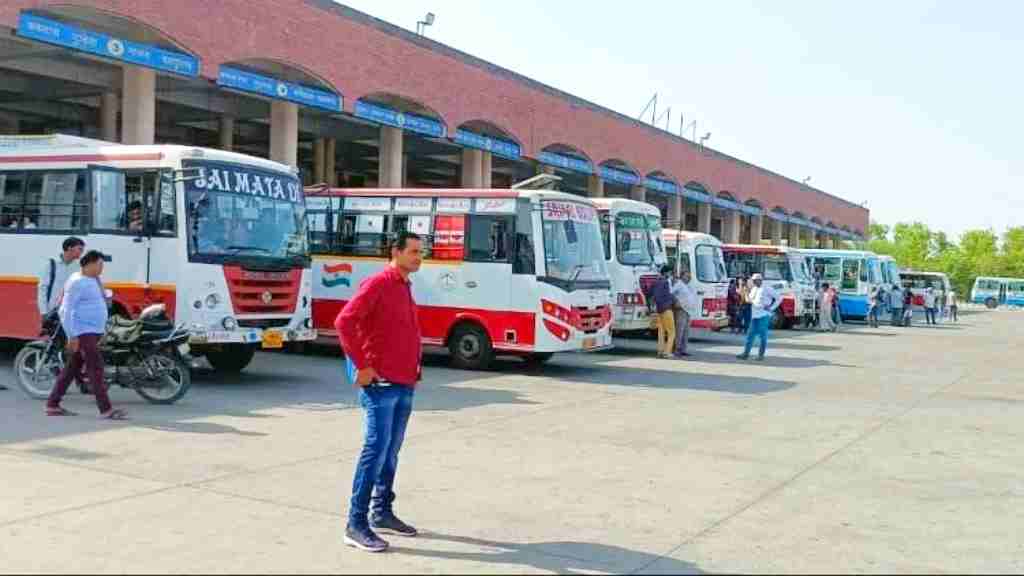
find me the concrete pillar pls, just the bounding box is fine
[461,148,483,188]
[378,125,403,188]
[750,215,764,245]
[270,101,298,167]
[121,66,155,145]
[100,92,118,142]
[630,185,646,202]
[788,223,801,248]
[724,210,741,244]
[697,202,712,234]
[325,138,337,186]
[667,195,683,229]
[770,219,783,245]
[587,175,605,198]
[313,138,326,184]
[481,151,493,188]
[218,116,234,151]
[402,154,409,188]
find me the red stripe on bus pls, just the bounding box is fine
[0,153,164,164]
[305,188,520,198]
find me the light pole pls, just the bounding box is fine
[416,12,435,36]
[802,176,811,185]
[699,132,711,151]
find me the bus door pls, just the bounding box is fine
[460,211,515,344]
[90,166,157,315]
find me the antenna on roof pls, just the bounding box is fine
[638,93,657,124]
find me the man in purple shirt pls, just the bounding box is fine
[644,265,677,358]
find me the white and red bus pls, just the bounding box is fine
[661,229,730,330]
[0,135,315,373]
[306,187,614,370]
[591,197,667,333]
[722,244,816,328]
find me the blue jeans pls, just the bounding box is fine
[348,385,415,528]
[891,308,903,326]
[742,315,772,358]
[741,304,752,332]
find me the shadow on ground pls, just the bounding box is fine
[395,532,704,575]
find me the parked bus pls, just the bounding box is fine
[899,270,951,312]
[878,255,901,291]
[306,187,613,370]
[661,229,730,330]
[0,135,316,373]
[591,198,667,333]
[799,249,882,319]
[722,244,817,329]
[971,276,1024,309]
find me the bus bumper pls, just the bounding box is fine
[188,327,318,347]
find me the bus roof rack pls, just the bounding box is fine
[512,173,562,190]
[0,133,117,150]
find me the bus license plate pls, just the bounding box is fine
[583,337,597,350]
[261,330,284,349]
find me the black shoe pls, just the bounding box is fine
[344,525,388,552]
[370,513,418,537]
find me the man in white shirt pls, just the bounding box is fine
[948,290,959,322]
[38,237,85,319]
[670,270,698,357]
[738,273,781,361]
[923,287,937,325]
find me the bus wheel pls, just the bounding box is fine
[205,344,256,373]
[523,352,554,368]
[985,298,998,309]
[449,323,494,371]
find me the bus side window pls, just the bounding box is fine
[513,206,535,275]
[151,171,177,236]
[466,215,511,263]
[600,213,611,261]
[339,213,389,257]
[1,171,88,232]
[91,169,128,231]
[678,253,692,277]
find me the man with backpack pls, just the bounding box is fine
[38,237,85,321]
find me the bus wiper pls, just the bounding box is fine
[226,245,272,254]
[568,264,588,290]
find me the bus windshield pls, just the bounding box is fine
[615,212,657,266]
[695,244,728,283]
[541,200,609,289]
[185,160,307,266]
[762,254,793,282]
[790,256,813,284]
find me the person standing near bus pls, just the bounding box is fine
[670,270,697,358]
[818,283,837,332]
[923,287,937,325]
[948,289,959,322]
[644,265,677,359]
[889,285,904,326]
[336,231,423,553]
[738,273,780,361]
[45,250,125,420]
[38,237,85,320]
[739,276,753,333]
[867,285,881,328]
[903,289,914,327]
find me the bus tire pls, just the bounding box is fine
[985,297,998,309]
[448,323,494,371]
[205,344,256,373]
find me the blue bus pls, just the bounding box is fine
[878,255,901,291]
[971,276,1024,309]
[798,249,882,319]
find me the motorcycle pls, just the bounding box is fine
[14,302,193,405]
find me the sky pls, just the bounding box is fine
[337,0,1022,239]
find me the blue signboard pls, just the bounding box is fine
[767,211,789,222]
[599,165,639,186]
[218,66,341,112]
[453,129,520,160]
[644,177,679,195]
[17,12,199,77]
[713,196,741,210]
[682,185,712,203]
[538,151,593,175]
[354,100,446,138]
[739,203,763,216]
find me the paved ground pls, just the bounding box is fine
[0,307,1020,574]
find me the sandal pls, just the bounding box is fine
[46,406,78,416]
[100,408,129,421]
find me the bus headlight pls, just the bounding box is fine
[205,294,220,309]
[304,317,313,329]
[221,316,237,331]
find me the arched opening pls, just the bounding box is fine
[645,171,681,227]
[598,158,640,200]
[682,181,712,231]
[711,191,740,240]
[537,144,593,197]
[348,92,449,187]
[454,120,530,189]
[743,199,765,244]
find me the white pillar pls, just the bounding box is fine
[788,223,801,248]
[481,151,493,188]
[630,185,646,202]
[667,195,683,229]
[313,137,326,183]
[771,219,783,245]
[697,202,712,234]
[461,148,483,188]
[587,175,605,198]
[725,210,741,244]
[750,214,764,246]
[325,138,337,186]
[121,66,155,145]
[100,92,118,142]
[270,101,298,167]
[218,116,234,151]
[379,125,403,188]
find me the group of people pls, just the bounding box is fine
[643,265,698,359]
[865,283,959,328]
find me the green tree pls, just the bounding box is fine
[1002,227,1024,277]
[891,222,932,270]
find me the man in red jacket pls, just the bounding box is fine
[335,231,423,553]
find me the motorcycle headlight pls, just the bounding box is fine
[221,316,237,331]
[205,294,220,309]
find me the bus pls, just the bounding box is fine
[661,229,730,330]
[0,135,315,373]
[722,244,817,329]
[798,249,882,319]
[305,186,613,370]
[971,276,1024,309]
[878,255,901,292]
[591,198,667,333]
[900,271,951,312]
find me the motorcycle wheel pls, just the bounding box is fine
[133,350,192,405]
[14,342,63,400]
